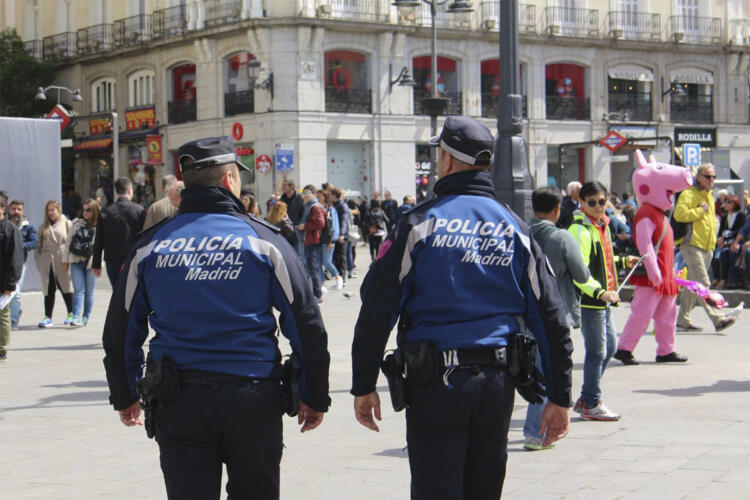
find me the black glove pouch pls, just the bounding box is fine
[403,340,440,386]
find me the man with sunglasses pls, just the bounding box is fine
[674,164,736,332]
[102,136,330,499]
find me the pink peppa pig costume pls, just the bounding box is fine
[614,150,693,365]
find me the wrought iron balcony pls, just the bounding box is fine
[544,7,598,37]
[667,15,721,44]
[727,19,750,45]
[414,89,462,116]
[153,5,189,39]
[325,87,372,114]
[224,89,255,117]
[114,14,152,47]
[168,99,197,124]
[481,94,527,119]
[546,96,590,120]
[42,32,76,61]
[24,40,42,60]
[608,94,652,122]
[605,11,660,40]
[76,24,113,55]
[204,0,242,28]
[327,0,387,22]
[479,2,535,33]
[413,3,471,29]
[670,97,713,123]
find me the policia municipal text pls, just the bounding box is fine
[351,116,574,498]
[102,136,331,499]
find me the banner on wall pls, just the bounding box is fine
[146,135,163,165]
[125,106,156,131]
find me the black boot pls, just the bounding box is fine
[613,349,639,365]
[655,352,688,363]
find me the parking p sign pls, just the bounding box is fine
[683,143,701,168]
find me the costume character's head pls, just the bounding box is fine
[632,149,693,211]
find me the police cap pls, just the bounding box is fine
[427,116,494,166]
[177,136,251,173]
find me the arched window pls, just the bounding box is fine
[168,62,196,124]
[607,65,653,121]
[325,50,371,113]
[669,68,714,123]
[545,63,589,120]
[224,52,256,116]
[128,69,155,107]
[412,55,461,115]
[91,77,116,112]
[480,59,526,118]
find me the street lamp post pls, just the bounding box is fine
[493,0,533,220]
[393,0,473,192]
[35,85,83,106]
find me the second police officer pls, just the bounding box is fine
[102,136,331,499]
[351,116,574,498]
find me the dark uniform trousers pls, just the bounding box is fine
[333,240,347,282]
[406,366,515,499]
[154,377,283,500]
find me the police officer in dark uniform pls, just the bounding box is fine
[351,117,573,498]
[102,136,331,499]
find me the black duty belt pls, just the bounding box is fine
[440,346,507,368]
[179,369,262,385]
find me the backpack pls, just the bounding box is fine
[670,191,688,244]
[69,222,95,258]
[320,208,334,244]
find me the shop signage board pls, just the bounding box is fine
[125,106,156,131]
[45,104,70,131]
[89,117,111,135]
[275,143,294,172]
[146,135,162,165]
[600,130,628,153]
[674,128,716,147]
[682,143,701,168]
[256,154,272,173]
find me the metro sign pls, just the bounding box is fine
[45,104,71,131]
[599,130,628,153]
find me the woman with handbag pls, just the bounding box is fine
[62,198,100,327]
[35,200,74,328]
[713,195,746,289]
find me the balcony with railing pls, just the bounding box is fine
[204,0,242,28]
[546,96,590,120]
[481,94,527,119]
[42,32,76,61]
[326,0,388,22]
[225,89,254,117]
[544,7,598,37]
[413,3,471,29]
[670,97,713,123]
[168,98,197,124]
[605,11,660,40]
[76,24,113,55]
[727,19,750,45]
[667,16,721,44]
[24,40,42,60]
[325,87,372,113]
[608,94,652,122]
[479,3,536,33]
[153,5,189,39]
[114,14,152,47]
[414,89,462,115]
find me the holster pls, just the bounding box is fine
[137,353,180,439]
[381,349,407,412]
[281,352,302,417]
[507,332,547,405]
[402,340,440,386]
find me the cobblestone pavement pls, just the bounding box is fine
[2,249,750,499]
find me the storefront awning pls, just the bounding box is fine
[608,65,654,82]
[119,127,160,143]
[670,68,714,85]
[73,137,112,151]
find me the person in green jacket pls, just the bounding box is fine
[569,181,637,422]
[674,164,736,332]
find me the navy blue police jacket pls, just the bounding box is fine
[351,170,573,408]
[102,186,331,413]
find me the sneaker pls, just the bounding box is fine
[349,271,358,279]
[578,401,621,422]
[655,352,688,363]
[716,316,737,332]
[573,397,584,415]
[335,276,344,290]
[69,315,84,327]
[82,316,89,326]
[320,286,328,295]
[613,349,640,366]
[63,313,74,325]
[0,352,7,361]
[523,436,555,451]
[38,317,54,328]
[677,323,703,332]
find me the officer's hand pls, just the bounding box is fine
[600,291,620,303]
[118,401,143,427]
[539,402,570,447]
[354,391,381,432]
[298,403,324,433]
[93,268,102,278]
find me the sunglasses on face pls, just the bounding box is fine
[586,199,608,207]
[83,208,92,213]
[701,174,716,179]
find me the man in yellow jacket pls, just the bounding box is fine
[674,164,736,332]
